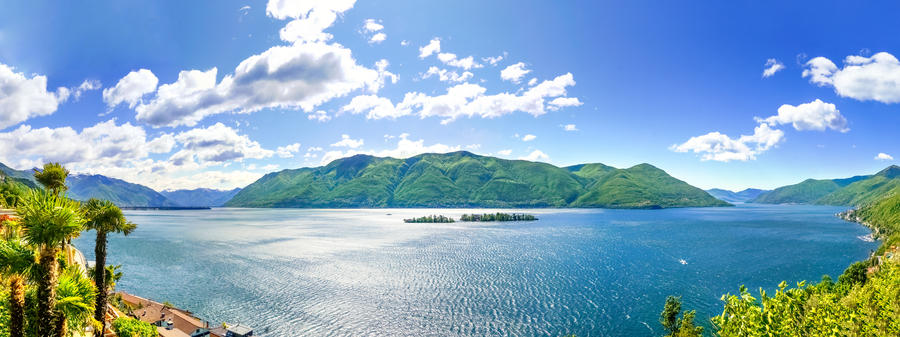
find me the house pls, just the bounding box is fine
[209,323,254,337]
[118,292,214,337]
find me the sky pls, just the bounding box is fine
[1,0,899,192]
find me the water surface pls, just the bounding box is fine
[73,204,876,336]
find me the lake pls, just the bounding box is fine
[72,204,877,336]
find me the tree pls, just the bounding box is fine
[82,198,136,337]
[0,237,36,337]
[17,189,85,337]
[54,266,98,337]
[111,317,156,337]
[33,163,69,196]
[659,296,702,337]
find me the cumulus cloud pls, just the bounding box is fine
[437,53,481,70]
[497,149,513,156]
[548,97,583,110]
[482,55,504,66]
[133,42,380,127]
[276,142,302,158]
[876,153,894,161]
[803,52,900,103]
[362,19,386,44]
[521,134,536,141]
[0,63,71,130]
[671,124,785,162]
[172,123,273,164]
[421,66,473,83]
[518,150,549,162]
[500,62,531,82]
[369,32,386,44]
[762,58,785,78]
[102,69,158,109]
[419,38,441,58]
[757,99,848,132]
[331,134,364,148]
[342,73,579,124]
[563,124,578,131]
[319,133,469,165]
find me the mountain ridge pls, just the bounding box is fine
[226,151,730,209]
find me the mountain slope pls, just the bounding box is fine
[66,174,177,207]
[753,166,900,206]
[161,188,242,207]
[226,152,729,209]
[706,188,769,203]
[0,163,39,189]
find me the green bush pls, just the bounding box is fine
[112,317,157,337]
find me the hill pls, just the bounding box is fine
[161,188,242,207]
[706,188,769,203]
[752,166,900,206]
[66,174,178,207]
[226,151,729,209]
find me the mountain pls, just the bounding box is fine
[66,174,177,207]
[225,151,729,209]
[752,166,900,206]
[0,163,39,189]
[161,188,242,207]
[706,188,769,203]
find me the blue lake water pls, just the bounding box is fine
[72,204,877,336]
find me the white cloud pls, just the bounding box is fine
[501,62,531,82]
[73,80,102,100]
[436,53,480,70]
[527,78,537,86]
[320,133,468,165]
[343,73,579,124]
[563,124,578,131]
[548,97,583,110]
[518,150,549,162]
[757,99,848,132]
[331,134,364,148]
[147,133,175,153]
[400,40,409,46]
[482,55,504,66]
[102,69,159,109]
[497,149,512,156]
[307,110,331,122]
[172,123,273,164]
[521,134,536,142]
[419,38,441,58]
[134,42,380,127]
[276,142,302,158]
[369,32,386,44]
[876,153,894,161]
[762,58,785,78]
[0,63,71,130]
[362,19,383,32]
[671,123,784,162]
[803,52,900,103]
[265,0,355,20]
[421,66,474,83]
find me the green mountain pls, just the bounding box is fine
[751,165,900,206]
[226,151,729,209]
[161,188,242,207]
[66,174,177,207]
[0,163,39,189]
[706,188,770,203]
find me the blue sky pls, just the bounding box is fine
[1,0,899,191]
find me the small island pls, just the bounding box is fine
[460,213,537,222]
[404,214,455,223]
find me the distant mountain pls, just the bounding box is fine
[66,174,177,207]
[752,166,900,206]
[706,188,770,203]
[161,188,242,207]
[0,163,39,189]
[226,151,729,209]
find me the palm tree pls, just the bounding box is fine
[54,265,98,337]
[82,198,136,337]
[17,189,85,337]
[33,162,69,196]
[0,237,36,337]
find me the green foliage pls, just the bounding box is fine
[837,260,870,287]
[403,215,455,223]
[55,266,98,334]
[87,265,123,292]
[0,179,28,209]
[111,317,156,337]
[81,199,136,236]
[752,179,843,204]
[459,213,536,222]
[753,165,900,206]
[659,296,702,337]
[226,152,729,209]
[32,163,69,196]
[16,190,85,249]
